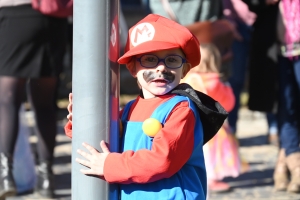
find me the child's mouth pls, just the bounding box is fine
[151,78,168,83]
[150,78,169,86]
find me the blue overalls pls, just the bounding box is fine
[120,95,207,200]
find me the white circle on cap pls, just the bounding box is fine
[130,23,155,47]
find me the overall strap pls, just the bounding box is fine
[150,95,190,124]
[121,99,135,122]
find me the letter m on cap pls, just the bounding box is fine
[131,23,155,46]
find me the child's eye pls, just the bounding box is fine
[166,56,180,63]
[142,55,158,63]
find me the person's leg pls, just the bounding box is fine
[0,77,27,154]
[228,22,252,134]
[0,76,26,198]
[266,112,278,133]
[278,56,300,156]
[266,112,279,146]
[27,77,58,198]
[273,148,289,191]
[278,56,300,193]
[27,77,57,162]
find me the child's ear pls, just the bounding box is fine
[126,60,137,77]
[181,63,192,78]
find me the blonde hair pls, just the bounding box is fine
[191,43,222,74]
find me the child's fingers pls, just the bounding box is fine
[76,157,91,168]
[67,114,72,121]
[82,142,99,154]
[69,93,73,103]
[77,149,92,160]
[80,169,92,175]
[79,168,103,176]
[67,93,73,114]
[80,169,101,176]
[100,140,110,153]
[67,103,72,113]
[67,93,73,121]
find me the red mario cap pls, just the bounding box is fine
[118,14,201,68]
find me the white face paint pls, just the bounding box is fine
[130,23,155,47]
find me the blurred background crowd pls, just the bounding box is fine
[0,0,299,199]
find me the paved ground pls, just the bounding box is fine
[7,106,300,200]
[209,108,300,200]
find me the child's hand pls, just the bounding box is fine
[76,140,110,176]
[67,93,73,122]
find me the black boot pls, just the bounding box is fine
[35,161,55,198]
[0,153,17,200]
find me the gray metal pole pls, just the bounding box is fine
[72,0,119,199]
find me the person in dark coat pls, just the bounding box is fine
[244,0,279,144]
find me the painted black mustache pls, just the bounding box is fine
[143,71,175,83]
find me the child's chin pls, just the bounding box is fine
[152,89,171,96]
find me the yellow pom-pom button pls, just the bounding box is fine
[142,118,162,137]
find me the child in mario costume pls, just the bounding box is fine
[65,14,227,200]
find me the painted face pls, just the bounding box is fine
[134,48,187,99]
